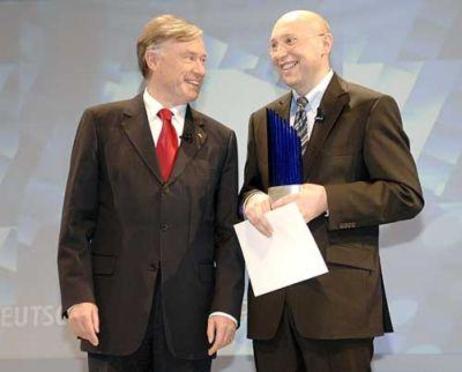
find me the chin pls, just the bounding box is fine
[188,92,199,102]
[281,78,297,89]
[279,74,296,86]
[178,91,197,104]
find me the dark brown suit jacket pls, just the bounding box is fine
[58,94,244,358]
[239,74,424,340]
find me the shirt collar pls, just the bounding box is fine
[142,88,187,122]
[292,69,334,111]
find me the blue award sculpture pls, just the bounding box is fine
[267,109,303,201]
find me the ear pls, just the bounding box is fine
[145,49,161,73]
[321,33,333,56]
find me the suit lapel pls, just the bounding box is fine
[273,92,292,120]
[168,105,207,185]
[303,74,349,180]
[121,95,163,184]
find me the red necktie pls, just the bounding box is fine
[156,108,178,182]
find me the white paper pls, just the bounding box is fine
[234,203,328,296]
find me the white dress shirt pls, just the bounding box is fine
[143,88,187,144]
[289,69,334,139]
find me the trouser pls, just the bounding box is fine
[253,306,374,372]
[88,281,211,372]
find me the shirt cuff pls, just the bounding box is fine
[209,312,238,326]
[66,305,77,316]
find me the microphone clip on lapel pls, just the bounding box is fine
[315,108,326,123]
[180,131,193,143]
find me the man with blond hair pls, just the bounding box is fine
[58,14,244,371]
[240,10,423,371]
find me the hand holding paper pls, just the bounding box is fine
[234,203,328,297]
[244,192,273,237]
[271,183,328,223]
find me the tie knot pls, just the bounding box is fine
[157,108,173,122]
[296,96,308,110]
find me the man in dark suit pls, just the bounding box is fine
[240,10,424,372]
[58,14,244,372]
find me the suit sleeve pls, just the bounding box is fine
[238,113,265,215]
[57,109,99,315]
[211,130,245,324]
[324,95,424,230]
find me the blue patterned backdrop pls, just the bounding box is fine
[0,0,461,370]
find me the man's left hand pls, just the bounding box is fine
[271,183,328,222]
[207,315,237,356]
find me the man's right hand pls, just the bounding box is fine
[244,193,273,237]
[68,302,100,346]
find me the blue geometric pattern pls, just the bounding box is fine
[0,0,461,362]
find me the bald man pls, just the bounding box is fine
[239,10,424,372]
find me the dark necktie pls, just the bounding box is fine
[156,108,178,182]
[293,96,309,153]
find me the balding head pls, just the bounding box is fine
[270,10,333,95]
[274,10,331,35]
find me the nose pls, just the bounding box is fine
[193,59,206,77]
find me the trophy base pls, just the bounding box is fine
[268,184,302,202]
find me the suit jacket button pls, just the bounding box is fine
[160,224,169,232]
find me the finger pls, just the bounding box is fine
[257,199,274,236]
[246,197,271,219]
[207,318,215,344]
[91,306,100,334]
[255,220,272,237]
[207,335,223,356]
[222,326,235,347]
[215,324,227,348]
[208,341,218,356]
[248,207,273,237]
[208,323,226,356]
[87,330,99,346]
[259,198,272,213]
[257,214,273,236]
[70,317,90,342]
[248,216,272,237]
[82,315,99,346]
[247,215,272,238]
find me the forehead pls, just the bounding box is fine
[271,18,315,40]
[163,37,206,54]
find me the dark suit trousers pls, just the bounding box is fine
[88,279,211,372]
[253,306,373,372]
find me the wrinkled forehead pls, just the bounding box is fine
[162,36,207,54]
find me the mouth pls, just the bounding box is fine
[186,80,201,88]
[280,61,298,71]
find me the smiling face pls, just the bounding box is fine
[270,12,332,96]
[145,37,207,107]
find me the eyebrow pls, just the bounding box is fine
[182,50,208,59]
[270,33,296,42]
